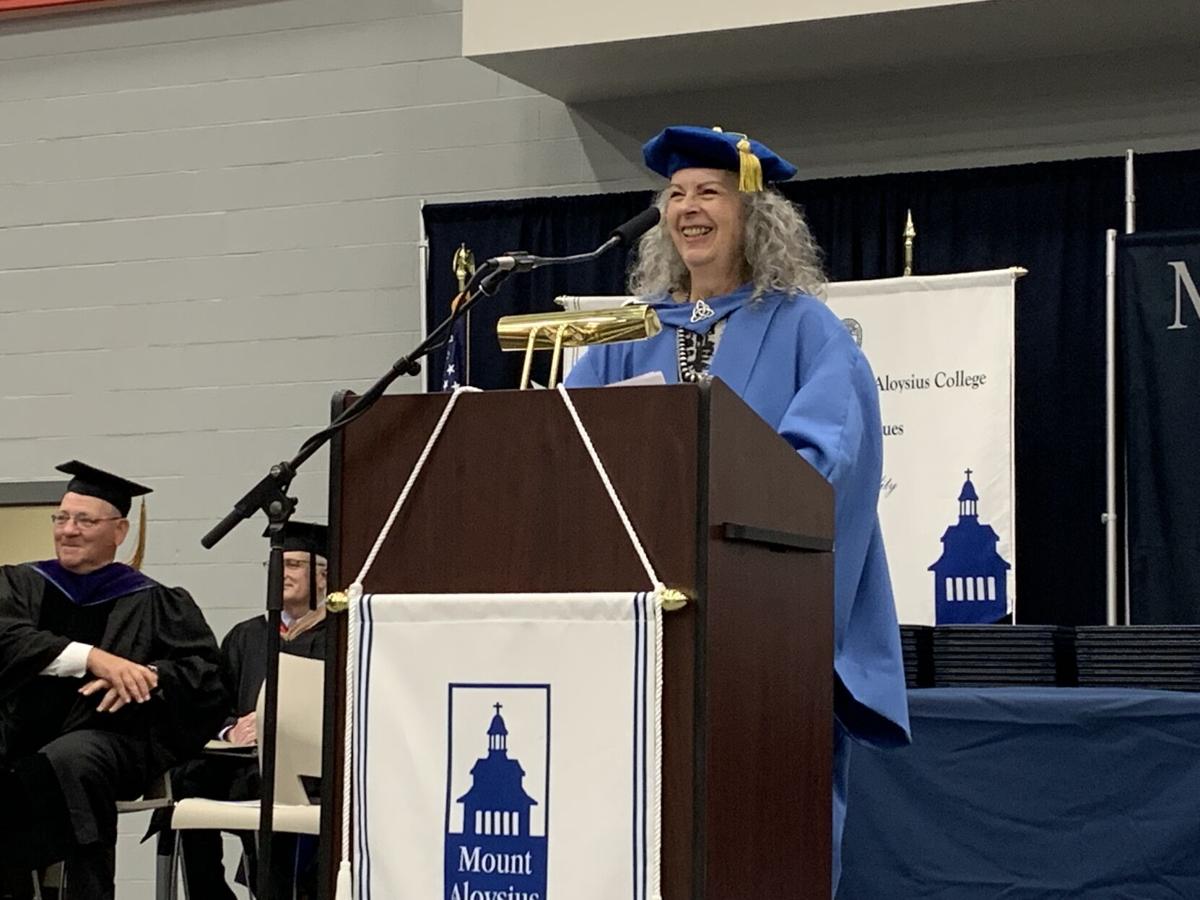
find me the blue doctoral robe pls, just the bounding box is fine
[565,284,911,886]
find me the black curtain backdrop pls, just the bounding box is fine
[422,148,1200,627]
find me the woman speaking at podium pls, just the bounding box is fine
[565,125,911,890]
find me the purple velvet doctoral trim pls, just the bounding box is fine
[30,560,157,607]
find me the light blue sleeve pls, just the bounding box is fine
[776,329,910,747]
[777,332,877,636]
[776,329,873,490]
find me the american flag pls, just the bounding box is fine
[441,316,466,391]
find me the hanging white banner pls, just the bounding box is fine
[826,270,1020,626]
[351,591,662,900]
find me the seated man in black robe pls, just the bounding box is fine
[165,521,328,899]
[0,461,225,900]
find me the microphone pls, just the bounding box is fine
[484,208,662,274]
[609,206,661,247]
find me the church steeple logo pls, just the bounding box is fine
[928,470,1012,624]
[444,687,550,900]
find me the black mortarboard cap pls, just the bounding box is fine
[263,521,328,557]
[56,460,152,517]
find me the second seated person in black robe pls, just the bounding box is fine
[162,520,328,900]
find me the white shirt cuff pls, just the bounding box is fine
[40,641,93,678]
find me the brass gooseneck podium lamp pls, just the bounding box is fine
[497,304,662,388]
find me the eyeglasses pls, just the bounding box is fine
[50,512,123,530]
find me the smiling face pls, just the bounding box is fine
[665,167,746,296]
[53,491,129,574]
[281,550,328,611]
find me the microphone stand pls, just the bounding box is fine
[200,208,656,900]
[201,262,501,900]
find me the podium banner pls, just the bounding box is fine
[351,591,662,900]
[1118,231,1200,623]
[826,270,1019,625]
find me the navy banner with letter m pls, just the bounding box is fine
[1118,231,1200,623]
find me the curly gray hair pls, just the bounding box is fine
[628,186,826,300]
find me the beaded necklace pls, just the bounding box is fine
[676,319,727,383]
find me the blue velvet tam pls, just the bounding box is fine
[641,125,797,190]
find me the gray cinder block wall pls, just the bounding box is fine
[0,1,650,895]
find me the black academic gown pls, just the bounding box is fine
[221,612,328,737]
[0,562,224,857]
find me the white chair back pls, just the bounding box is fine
[254,653,324,806]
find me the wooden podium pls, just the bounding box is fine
[319,380,834,899]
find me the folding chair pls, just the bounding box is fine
[168,654,323,899]
[31,770,174,900]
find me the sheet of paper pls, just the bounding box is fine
[610,371,667,388]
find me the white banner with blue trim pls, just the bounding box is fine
[826,269,1021,626]
[350,591,662,900]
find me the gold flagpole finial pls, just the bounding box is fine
[903,209,916,277]
[452,242,476,293]
[450,242,477,384]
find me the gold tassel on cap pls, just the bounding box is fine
[127,498,147,570]
[736,137,763,193]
